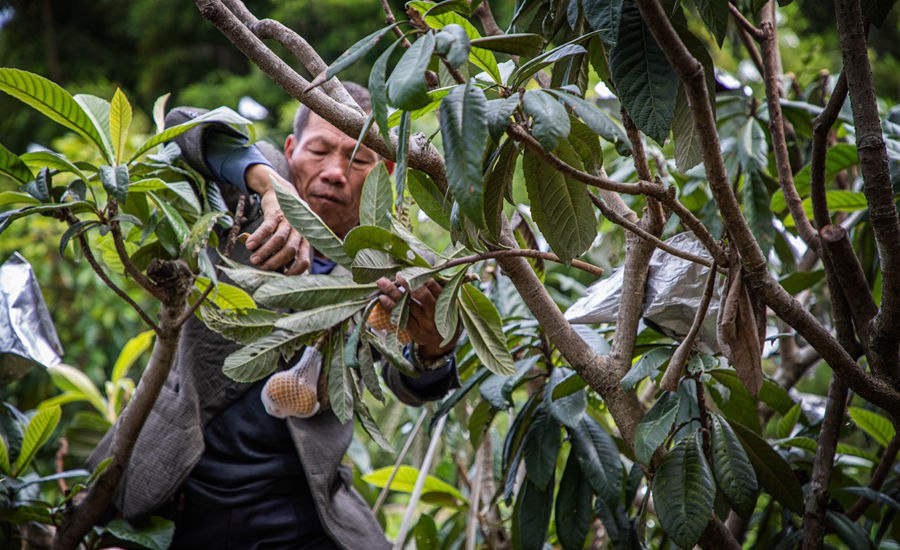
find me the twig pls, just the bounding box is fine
[622,110,653,182]
[660,263,718,392]
[174,280,214,327]
[809,72,848,228]
[473,1,504,37]
[728,3,764,40]
[434,248,604,278]
[222,195,247,259]
[846,434,900,520]
[381,0,411,47]
[733,18,764,78]
[373,409,427,516]
[393,413,447,549]
[55,437,69,494]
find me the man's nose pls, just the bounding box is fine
[319,153,349,184]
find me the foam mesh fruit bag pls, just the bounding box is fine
[261,346,322,418]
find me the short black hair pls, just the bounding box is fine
[292,82,371,138]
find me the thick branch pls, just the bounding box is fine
[759,4,819,248]
[801,377,848,550]
[835,0,900,381]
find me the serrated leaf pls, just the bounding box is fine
[0,191,39,207]
[776,403,802,439]
[693,0,729,45]
[222,329,306,382]
[200,306,278,344]
[673,86,703,171]
[410,2,501,83]
[130,106,253,162]
[707,417,757,520]
[634,391,680,464]
[523,406,561,490]
[435,24,470,68]
[512,477,554,550]
[369,38,403,142]
[583,0,624,45]
[181,212,223,268]
[148,191,189,242]
[523,90,570,151]
[254,275,376,310]
[110,88,132,165]
[351,248,401,283]
[568,415,622,505]
[408,169,451,229]
[74,94,114,162]
[359,162,393,229]
[344,225,429,268]
[651,431,715,548]
[217,261,286,294]
[848,406,896,447]
[329,333,354,424]
[609,3,678,144]
[556,452,593,550]
[19,150,87,182]
[0,69,111,161]
[396,111,411,213]
[434,268,467,345]
[105,517,173,550]
[354,399,393,452]
[194,277,256,311]
[274,185,352,268]
[546,368,586,428]
[484,139,517,239]
[549,91,631,155]
[730,420,803,513]
[470,33,545,57]
[0,142,33,184]
[709,369,761,432]
[313,24,398,88]
[512,42,590,89]
[275,298,369,335]
[738,117,768,172]
[458,284,516,375]
[387,31,435,110]
[12,405,61,476]
[522,145,597,263]
[440,80,488,228]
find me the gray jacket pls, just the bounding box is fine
[88,107,457,549]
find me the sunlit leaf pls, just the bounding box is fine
[110,88,132,164]
[0,142,33,184]
[458,284,516,375]
[274,184,352,268]
[12,405,61,476]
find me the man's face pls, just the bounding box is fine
[284,112,379,238]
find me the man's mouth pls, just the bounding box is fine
[309,193,343,205]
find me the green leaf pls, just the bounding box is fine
[776,403,802,439]
[583,0,624,45]
[194,277,257,311]
[730,420,803,514]
[434,267,467,345]
[550,372,588,400]
[274,184,352,268]
[152,92,170,134]
[486,96,520,142]
[434,24,470,68]
[19,150,86,182]
[148,191,189,242]
[407,169,451,229]
[409,2,501,83]
[710,414,758,518]
[549,91,631,155]
[693,0,729,45]
[522,145,597,263]
[848,406,896,447]
[111,330,154,384]
[770,143,858,212]
[0,142,33,184]
[354,398,392,451]
[73,94,115,163]
[458,284,516,375]
[743,171,775,256]
[470,33,545,57]
[440,80,489,228]
[47,364,107,419]
[105,516,174,550]
[12,405,61,476]
[555,452,593,550]
[651,431,715,549]
[351,249,402,283]
[568,415,622,505]
[344,225,429,266]
[779,270,825,295]
[109,88,132,165]
[313,24,398,87]
[395,111,411,213]
[546,368,586,428]
[0,191,39,207]
[329,333,354,424]
[484,139,517,239]
[359,162,393,229]
[254,274,377,310]
[673,86,703,171]
[523,406,561,490]
[512,42,590,89]
[23,167,51,202]
[737,117,769,172]
[797,190,869,220]
[363,464,465,503]
[709,369,761,432]
[621,346,672,390]
[523,90,570,151]
[826,511,874,550]
[387,31,435,110]
[634,391,680,465]
[369,39,403,142]
[275,298,369,335]
[0,69,111,160]
[0,434,8,475]
[130,106,253,162]
[512,477,554,550]
[609,3,678,144]
[222,329,306,382]
[413,515,439,550]
[200,306,279,345]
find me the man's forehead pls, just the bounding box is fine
[301,112,375,154]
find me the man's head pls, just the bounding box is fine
[284,83,378,239]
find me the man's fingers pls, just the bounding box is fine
[251,222,291,265]
[245,218,278,251]
[284,236,311,275]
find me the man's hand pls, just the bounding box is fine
[375,275,458,359]
[244,165,311,275]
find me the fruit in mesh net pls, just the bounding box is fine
[367,302,411,345]
[261,347,321,418]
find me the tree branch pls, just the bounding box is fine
[728,2,764,40]
[380,0,411,47]
[660,263,718,391]
[435,248,604,278]
[108,201,167,302]
[834,0,900,382]
[846,434,900,520]
[474,1,504,37]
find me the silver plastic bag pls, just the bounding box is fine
[565,232,723,353]
[0,252,63,383]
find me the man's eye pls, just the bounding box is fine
[308,149,327,156]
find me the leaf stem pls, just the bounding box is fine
[434,248,604,278]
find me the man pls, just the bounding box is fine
[89,83,459,549]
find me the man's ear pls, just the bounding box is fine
[284,134,297,158]
[384,160,395,175]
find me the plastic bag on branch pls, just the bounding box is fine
[565,232,724,354]
[0,252,64,384]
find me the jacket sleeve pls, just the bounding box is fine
[381,347,460,406]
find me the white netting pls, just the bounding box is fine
[261,346,322,418]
